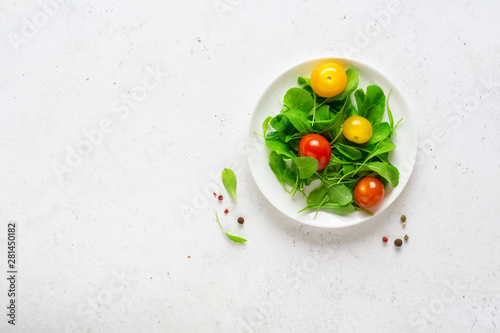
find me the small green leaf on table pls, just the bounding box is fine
[215,212,247,243]
[222,168,238,204]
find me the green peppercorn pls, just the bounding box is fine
[400,215,407,222]
[394,238,403,247]
[404,235,409,241]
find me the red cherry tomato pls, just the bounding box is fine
[354,176,385,208]
[298,134,331,171]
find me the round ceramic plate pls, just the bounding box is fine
[247,57,417,228]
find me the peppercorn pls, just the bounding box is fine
[394,238,403,247]
[218,195,223,201]
[224,208,229,215]
[237,217,244,224]
[404,235,409,241]
[382,236,388,243]
[400,215,407,222]
[402,222,406,227]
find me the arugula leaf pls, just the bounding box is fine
[270,113,298,142]
[269,151,286,184]
[363,104,384,125]
[319,203,356,215]
[283,87,314,113]
[367,85,386,108]
[327,153,353,166]
[304,173,318,186]
[285,133,304,142]
[346,103,358,118]
[378,152,390,163]
[319,97,350,139]
[364,162,400,187]
[227,234,247,243]
[265,131,279,139]
[283,109,314,134]
[265,138,294,158]
[387,89,394,129]
[270,114,287,132]
[289,162,304,197]
[365,122,392,145]
[298,77,311,86]
[326,169,341,178]
[307,185,327,206]
[310,105,332,131]
[334,143,362,160]
[262,116,273,136]
[301,183,355,216]
[386,89,403,135]
[288,139,300,152]
[315,105,330,121]
[358,85,385,117]
[364,137,396,161]
[354,89,365,109]
[222,168,237,204]
[353,205,374,216]
[215,212,247,243]
[301,202,356,215]
[342,164,356,175]
[322,178,353,205]
[283,167,297,187]
[294,156,318,179]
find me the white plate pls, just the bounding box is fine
[247,57,417,228]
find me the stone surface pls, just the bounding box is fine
[0,0,499,332]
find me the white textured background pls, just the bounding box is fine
[1,1,499,332]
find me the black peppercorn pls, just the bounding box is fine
[237,217,244,224]
[394,239,403,247]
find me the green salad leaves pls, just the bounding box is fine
[260,67,402,216]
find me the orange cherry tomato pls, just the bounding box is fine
[310,63,347,98]
[354,176,385,208]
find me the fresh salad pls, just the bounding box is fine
[260,62,402,217]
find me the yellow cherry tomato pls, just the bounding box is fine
[310,63,347,98]
[342,116,373,144]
